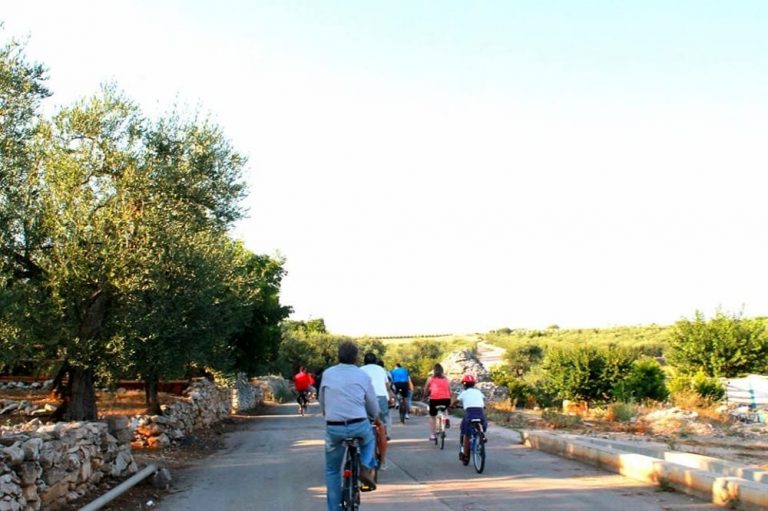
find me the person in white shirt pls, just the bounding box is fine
[360,353,394,469]
[454,374,487,463]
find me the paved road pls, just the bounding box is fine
[475,341,505,370]
[157,403,717,511]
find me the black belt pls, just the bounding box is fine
[326,417,366,426]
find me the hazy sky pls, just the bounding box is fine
[4,1,768,336]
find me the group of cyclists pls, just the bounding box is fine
[292,341,488,511]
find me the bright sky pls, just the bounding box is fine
[4,1,768,336]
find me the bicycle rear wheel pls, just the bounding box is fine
[399,397,406,424]
[341,449,360,511]
[472,433,486,473]
[297,393,307,415]
[439,431,445,450]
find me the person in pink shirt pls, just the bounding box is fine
[422,363,452,441]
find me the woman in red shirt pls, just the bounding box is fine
[422,363,452,441]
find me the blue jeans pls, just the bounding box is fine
[376,396,390,424]
[325,420,376,511]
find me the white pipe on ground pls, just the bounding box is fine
[79,463,158,511]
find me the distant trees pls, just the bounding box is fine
[486,310,768,408]
[668,310,768,378]
[0,34,290,419]
[503,342,544,377]
[276,320,351,376]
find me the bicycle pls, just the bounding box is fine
[297,390,310,416]
[396,389,407,424]
[459,419,486,473]
[434,405,448,450]
[340,431,378,511]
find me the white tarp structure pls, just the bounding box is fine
[724,374,768,408]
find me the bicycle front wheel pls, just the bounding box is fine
[472,435,486,473]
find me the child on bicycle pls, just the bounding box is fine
[454,374,487,463]
[422,363,452,441]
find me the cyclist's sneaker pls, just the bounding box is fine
[379,461,389,471]
[429,435,436,441]
[359,468,377,491]
[405,414,411,419]
[481,436,488,443]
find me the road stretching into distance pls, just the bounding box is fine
[156,402,717,511]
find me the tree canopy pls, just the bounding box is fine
[0,34,290,418]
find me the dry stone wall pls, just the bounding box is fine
[0,419,137,511]
[440,350,508,402]
[0,375,267,510]
[131,375,267,448]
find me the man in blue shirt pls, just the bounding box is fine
[390,363,411,419]
[319,341,381,511]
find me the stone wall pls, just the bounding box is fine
[231,375,264,413]
[251,375,292,402]
[0,375,268,510]
[131,375,266,448]
[0,419,137,511]
[440,350,508,402]
[132,377,232,448]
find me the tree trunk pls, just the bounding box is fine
[65,366,98,421]
[56,287,109,421]
[51,363,98,421]
[145,376,162,415]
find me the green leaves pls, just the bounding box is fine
[541,344,635,404]
[668,310,768,378]
[0,35,288,416]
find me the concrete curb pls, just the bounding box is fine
[520,430,768,510]
[561,435,768,485]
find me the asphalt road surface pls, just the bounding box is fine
[157,402,717,511]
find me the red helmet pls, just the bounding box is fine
[461,374,476,384]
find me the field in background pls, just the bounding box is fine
[483,324,672,355]
[372,333,482,346]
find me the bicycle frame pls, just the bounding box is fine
[397,390,407,423]
[434,406,447,449]
[341,438,361,511]
[297,391,309,415]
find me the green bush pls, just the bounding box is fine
[668,369,724,404]
[541,345,635,404]
[272,382,295,403]
[691,370,725,401]
[522,367,557,408]
[668,310,768,378]
[608,402,638,422]
[507,380,532,408]
[614,358,669,402]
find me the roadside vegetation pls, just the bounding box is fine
[484,311,768,430]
